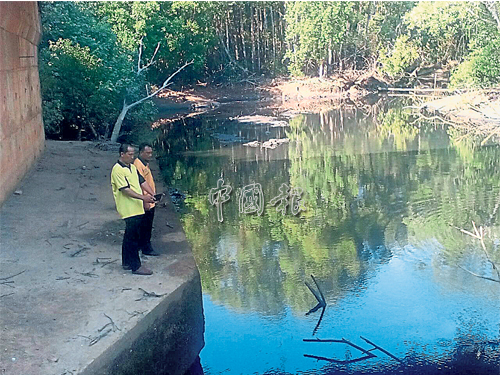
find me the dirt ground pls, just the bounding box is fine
[156,75,500,137]
[0,141,199,374]
[154,71,389,118]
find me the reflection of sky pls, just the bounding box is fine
[201,245,500,374]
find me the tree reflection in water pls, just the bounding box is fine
[156,102,500,374]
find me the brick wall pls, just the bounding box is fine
[0,1,44,207]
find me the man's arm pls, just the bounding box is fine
[141,181,155,196]
[121,188,155,203]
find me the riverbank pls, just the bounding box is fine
[0,141,204,374]
[422,91,500,142]
[152,71,389,119]
[150,74,500,145]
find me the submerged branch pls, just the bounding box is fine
[455,221,500,283]
[458,265,500,283]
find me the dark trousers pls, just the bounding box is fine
[122,214,144,272]
[140,207,155,253]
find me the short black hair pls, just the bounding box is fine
[138,143,153,153]
[119,143,134,154]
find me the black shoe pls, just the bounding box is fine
[142,250,160,256]
[122,264,131,270]
[132,266,153,275]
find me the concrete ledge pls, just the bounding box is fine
[82,272,204,375]
[0,141,205,375]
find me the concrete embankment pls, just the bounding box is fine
[0,140,204,374]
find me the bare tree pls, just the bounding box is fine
[110,39,193,142]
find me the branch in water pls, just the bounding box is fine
[458,265,500,283]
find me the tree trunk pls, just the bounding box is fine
[328,45,332,76]
[256,7,262,72]
[110,100,129,143]
[270,6,276,73]
[250,5,256,71]
[226,10,230,54]
[110,60,192,143]
[240,8,247,69]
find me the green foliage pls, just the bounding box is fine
[378,35,419,77]
[95,1,216,81]
[37,0,500,141]
[39,2,160,140]
[450,36,500,88]
[94,1,161,51]
[377,107,418,149]
[368,2,415,48]
[284,2,360,76]
[378,2,498,80]
[405,2,475,63]
[39,2,142,139]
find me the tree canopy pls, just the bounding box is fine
[38,1,500,140]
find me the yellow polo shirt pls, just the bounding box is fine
[111,161,145,219]
[134,157,156,210]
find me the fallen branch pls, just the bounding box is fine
[70,247,90,257]
[89,329,112,346]
[0,270,25,281]
[110,60,194,142]
[93,258,118,268]
[77,271,98,278]
[100,313,120,332]
[126,310,146,319]
[360,336,403,363]
[305,274,326,315]
[303,338,377,364]
[135,287,165,301]
[76,221,89,230]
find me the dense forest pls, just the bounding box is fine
[39,1,500,140]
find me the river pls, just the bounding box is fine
[156,100,500,375]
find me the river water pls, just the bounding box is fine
[156,101,500,375]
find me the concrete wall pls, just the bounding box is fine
[81,273,205,375]
[0,1,44,206]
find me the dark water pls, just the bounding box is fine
[157,103,500,375]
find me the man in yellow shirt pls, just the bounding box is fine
[111,144,155,275]
[134,143,160,256]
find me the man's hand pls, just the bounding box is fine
[142,194,155,204]
[122,188,154,203]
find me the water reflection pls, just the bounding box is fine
[157,104,500,374]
